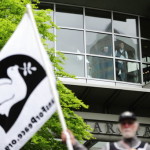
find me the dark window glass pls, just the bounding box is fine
[62,54,85,77]
[56,29,84,53]
[113,13,138,37]
[87,56,114,80]
[38,3,54,10]
[86,9,112,32]
[116,60,140,83]
[140,17,150,39]
[86,32,112,56]
[115,36,139,60]
[141,40,150,62]
[143,64,150,84]
[56,5,83,28]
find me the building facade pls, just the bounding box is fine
[39,0,150,149]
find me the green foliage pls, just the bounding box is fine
[0,0,93,149]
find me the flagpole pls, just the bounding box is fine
[26,4,73,150]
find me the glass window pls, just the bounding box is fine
[141,40,150,63]
[62,54,85,77]
[140,17,150,39]
[86,32,113,56]
[56,29,84,53]
[116,60,140,83]
[86,9,112,32]
[143,64,150,84]
[87,56,114,80]
[115,36,139,60]
[56,5,83,28]
[113,13,138,37]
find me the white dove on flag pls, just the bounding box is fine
[0,65,27,117]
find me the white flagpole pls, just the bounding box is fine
[26,4,73,150]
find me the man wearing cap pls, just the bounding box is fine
[61,111,150,150]
[102,111,150,150]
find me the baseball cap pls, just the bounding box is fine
[119,111,137,123]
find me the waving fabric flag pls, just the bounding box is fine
[0,5,58,150]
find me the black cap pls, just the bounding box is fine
[119,111,137,123]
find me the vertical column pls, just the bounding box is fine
[138,16,143,85]
[83,7,87,81]
[111,11,116,83]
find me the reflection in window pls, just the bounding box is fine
[141,40,150,62]
[113,13,138,37]
[62,54,85,77]
[56,5,83,28]
[56,29,84,53]
[116,60,140,83]
[143,64,150,84]
[140,17,150,39]
[86,32,112,56]
[87,56,114,80]
[115,36,139,60]
[85,9,112,32]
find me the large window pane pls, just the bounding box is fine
[141,40,150,63]
[113,13,138,37]
[115,36,139,60]
[56,5,83,28]
[57,29,84,53]
[143,64,150,84]
[116,60,140,83]
[86,9,112,32]
[87,56,114,80]
[62,54,85,77]
[86,32,112,56]
[140,17,150,39]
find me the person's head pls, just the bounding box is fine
[104,46,109,53]
[118,111,139,139]
[119,42,124,49]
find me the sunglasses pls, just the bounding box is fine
[120,121,135,126]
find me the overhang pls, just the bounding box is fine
[64,80,150,117]
[42,0,150,17]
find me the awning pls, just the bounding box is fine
[65,82,150,117]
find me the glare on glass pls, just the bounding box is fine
[113,13,138,37]
[143,64,150,84]
[141,40,150,63]
[115,36,139,60]
[86,9,112,32]
[62,54,85,77]
[86,32,113,56]
[87,56,114,80]
[116,60,140,83]
[56,5,83,28]
[56,29,84,53]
